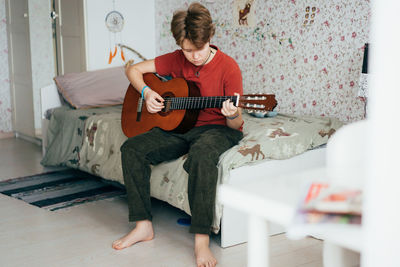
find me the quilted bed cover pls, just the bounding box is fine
[41,105,343,233]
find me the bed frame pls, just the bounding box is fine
[221,147,325,247]
[40,84,327,248]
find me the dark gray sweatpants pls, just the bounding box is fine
[120,124,243,234]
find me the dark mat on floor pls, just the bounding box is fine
[0,169,126,211]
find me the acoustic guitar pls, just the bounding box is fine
[121,73,277,138]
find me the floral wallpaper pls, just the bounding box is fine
[155,0,370,122]
[0,0,12,134]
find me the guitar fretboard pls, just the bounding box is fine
[165,96,238,110]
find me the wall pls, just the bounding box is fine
[364,2,400,265]
[0,0,12,135]
[155,0,370,123]
[85,0,155,70]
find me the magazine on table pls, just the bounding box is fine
[287,182,362,239]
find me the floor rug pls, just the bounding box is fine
[0,169,126,211]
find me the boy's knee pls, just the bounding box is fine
[120,139,147,163]
[120,138,135,154]
[191,144,220,163]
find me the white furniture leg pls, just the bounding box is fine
[323,241,360,267]
[220,204,285,248]
[248,215,269,267]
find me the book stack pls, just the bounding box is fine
[297,183,362,225]
[288,182,362,239]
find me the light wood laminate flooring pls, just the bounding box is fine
[0,137,323,267]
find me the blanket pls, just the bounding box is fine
[42,106,343,233]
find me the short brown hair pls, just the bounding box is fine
[171,2,215,49]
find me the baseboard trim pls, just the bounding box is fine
[0,132,15,139]
[15,132,42,146]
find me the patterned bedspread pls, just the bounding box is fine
[42,105,343,233]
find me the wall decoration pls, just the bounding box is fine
[118,43,148,67]
[86,0,155,70]
[105,0,125,64]
[234,0,255,27]
[303,6,317,27]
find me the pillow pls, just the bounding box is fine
[54,66,130,109]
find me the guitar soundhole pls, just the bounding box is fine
[159,92,175,117]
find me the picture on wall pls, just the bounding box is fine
[233,0,256,27]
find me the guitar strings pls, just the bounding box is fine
[163,96,238,109]
[163,96,237,103]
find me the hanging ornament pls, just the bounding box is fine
[118,44,148,68]
[105,0,125,64]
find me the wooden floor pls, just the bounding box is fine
[0,137,323,267]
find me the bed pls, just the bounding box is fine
[40,67,344,247]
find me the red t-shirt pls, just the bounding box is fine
[154,45,243,128]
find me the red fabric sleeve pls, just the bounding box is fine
[223,58,244,131]
[223,60,243,96]
[154,50,184,78]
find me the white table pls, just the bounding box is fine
[218,167,362,267]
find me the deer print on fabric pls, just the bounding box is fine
[270,121,284,126]
[91,164,100,175]
[267,127,298,139]
[86,123,98,146]
[238,144,265,161]
[319,128,336,138]
[268,128,291,138]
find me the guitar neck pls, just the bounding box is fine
[165,96,238,110]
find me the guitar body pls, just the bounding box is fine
[121,73,201,138]
[122,73,278,138]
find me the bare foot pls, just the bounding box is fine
[195,234,217,267]
[112,220,154,250]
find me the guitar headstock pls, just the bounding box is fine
[238,94,278,112]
